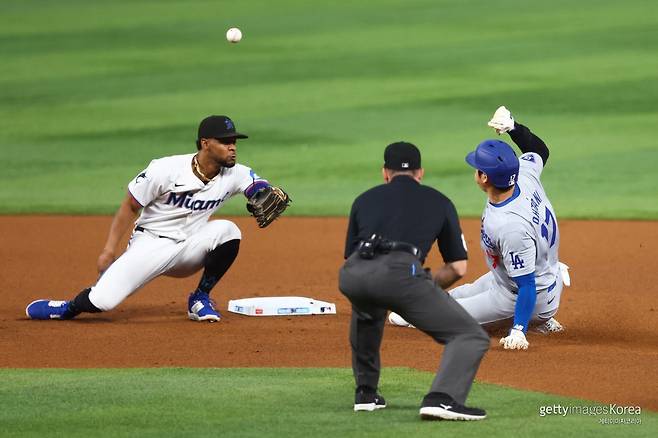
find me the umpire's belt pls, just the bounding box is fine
[357,235,421,260]
[135,226,168,239]
[383,241,421,258]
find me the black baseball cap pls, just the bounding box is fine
[198,115,248,140]
[384,141,421,170]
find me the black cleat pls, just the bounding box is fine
[354,390,387,412]
[419,392,486,421]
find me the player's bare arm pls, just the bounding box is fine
[434,260,467,289]
[97,192,142,273]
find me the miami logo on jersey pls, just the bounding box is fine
[166,191,230,211]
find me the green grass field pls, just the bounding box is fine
[1,368,655,437]
[1,0,657,217]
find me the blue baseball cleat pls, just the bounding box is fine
[25,300,72,320]
[187,291,221,322]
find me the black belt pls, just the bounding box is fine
[382,241,421,258]
[134,226,168,239]
[357,235,421,260]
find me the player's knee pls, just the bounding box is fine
[209,220,242,244]
[88,288,121,312]
[224,221,241,241]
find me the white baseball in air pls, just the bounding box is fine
[226,27,242,43]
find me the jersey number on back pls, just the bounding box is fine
[540,207,557,248]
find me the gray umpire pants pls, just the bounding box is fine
[339,251,490,405]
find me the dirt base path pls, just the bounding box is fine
[1,216,656,409]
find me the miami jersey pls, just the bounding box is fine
[128,153,265,241]
[479,152,559,292]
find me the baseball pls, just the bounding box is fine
[226,27,242,43]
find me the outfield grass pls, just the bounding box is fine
[1,368,654,437]
[1,0,657,218]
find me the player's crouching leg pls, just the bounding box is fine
[186,220,242,322]
[204,219,242,248]
[68,287,104,315]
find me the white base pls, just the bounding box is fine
[227,296,336,316]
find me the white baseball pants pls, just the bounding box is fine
[450,271,563,327]
[89,220,241,311]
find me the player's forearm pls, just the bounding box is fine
[508,123,550,165]
[434,260,467,289]
[511,273,537,332]
[102,198,140,253]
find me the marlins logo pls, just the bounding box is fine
[135,172,147,183]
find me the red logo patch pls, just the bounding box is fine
[486,250,500,269]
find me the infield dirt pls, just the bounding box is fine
[1,216,656,410]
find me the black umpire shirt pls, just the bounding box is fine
[344,175,467,264]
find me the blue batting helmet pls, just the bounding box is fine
[465,140,519,189]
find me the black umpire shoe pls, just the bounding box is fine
[354,389,387,412]
[419,392,486,421]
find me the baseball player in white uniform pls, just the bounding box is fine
[26,115,289,322]
[389,107,569,349]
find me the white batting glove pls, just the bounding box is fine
[388,312,415,328]
[499,327,529,350]
[487,106,515,135]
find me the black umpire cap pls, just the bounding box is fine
[384,141,421,170]
[198,115,248,140]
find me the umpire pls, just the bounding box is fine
[339,141,490,421]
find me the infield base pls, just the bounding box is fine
[227,296,337,316]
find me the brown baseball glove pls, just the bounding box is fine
[246,186,291,228]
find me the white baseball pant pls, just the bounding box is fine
[449,271,563,328]
[89,220,241,311]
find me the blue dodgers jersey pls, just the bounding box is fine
[479,152,560,292]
